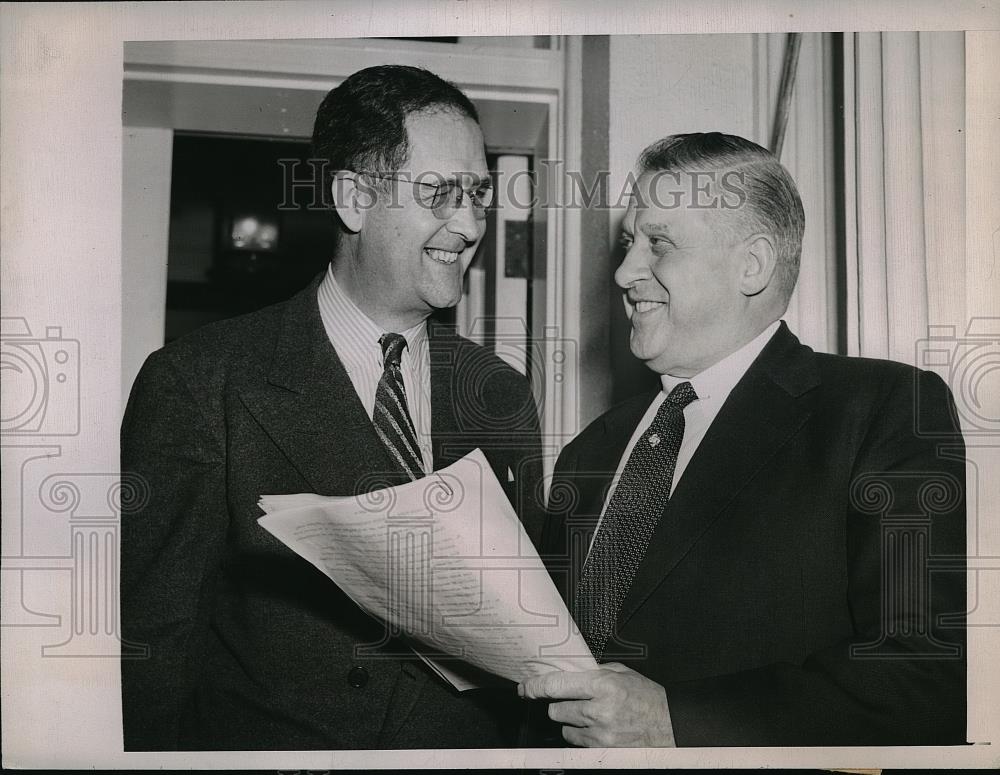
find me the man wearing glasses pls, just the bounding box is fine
[121,65,544,750]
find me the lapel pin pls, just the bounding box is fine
[648,433,661,448]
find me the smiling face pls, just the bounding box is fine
[335,109,488,331]
[614,171,754,377]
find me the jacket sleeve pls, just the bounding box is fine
[120,350,228,750]
[664,368,967,746]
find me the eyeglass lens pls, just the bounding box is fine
[427,181,494,213]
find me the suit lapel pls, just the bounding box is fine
[237,277,409,495]
[616,324,820,629]
[425,322,506,480]
[428,322,465,470]
[240,278,434,739]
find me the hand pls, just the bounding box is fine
[518,662,676,747]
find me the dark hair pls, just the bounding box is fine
[311,64,480,228]
[638,132,805,302]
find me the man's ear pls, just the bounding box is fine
[330,171,368,234]
[739,233,778,297]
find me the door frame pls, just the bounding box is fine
[123,37,575,458]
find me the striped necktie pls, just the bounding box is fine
[373,333,425,480]
[574,381,698,661]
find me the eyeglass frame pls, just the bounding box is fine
[350,170,494,219]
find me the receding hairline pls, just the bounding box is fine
[391,105,484,171]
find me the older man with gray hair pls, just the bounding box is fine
[522,132,966,747]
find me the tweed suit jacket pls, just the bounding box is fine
[540,323,966,746]
[121,275,545,750]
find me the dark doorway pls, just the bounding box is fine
[164,133,337,342]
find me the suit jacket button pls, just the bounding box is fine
[347,666,369,688]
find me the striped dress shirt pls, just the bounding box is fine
[316,265,433,473]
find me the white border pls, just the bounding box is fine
[2,1,998,770]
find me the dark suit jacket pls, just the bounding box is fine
[120,275,545,750]
[541,323,966,746]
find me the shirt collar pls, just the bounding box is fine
[318,264,428,367]
[660,320,781,403]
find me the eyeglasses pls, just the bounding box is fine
[354,171,494,219]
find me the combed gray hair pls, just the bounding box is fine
[638,132,805,303]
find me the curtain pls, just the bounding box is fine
[842,32,967,366]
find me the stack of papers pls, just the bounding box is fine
[258,448,597,690]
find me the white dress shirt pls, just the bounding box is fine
[588,321,781,555]
[317,265,433,472]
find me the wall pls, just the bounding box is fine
[121,127,172,402]
[566,35,614,431]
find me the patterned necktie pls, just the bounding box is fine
[574,381,698,661]
[373,333,425,480]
